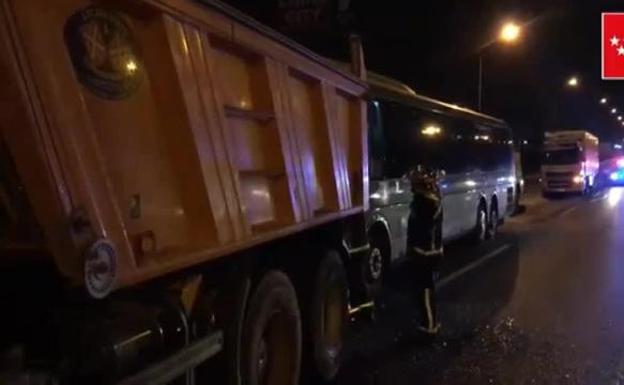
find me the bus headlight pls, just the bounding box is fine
[573,175,584,184]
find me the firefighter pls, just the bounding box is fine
[407,165,443,335]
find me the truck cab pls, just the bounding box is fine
[541,131,599,195]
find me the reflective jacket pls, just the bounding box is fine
[407,168,443,258]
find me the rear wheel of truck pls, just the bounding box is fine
[242,271,301,385]
[309,251,348,382]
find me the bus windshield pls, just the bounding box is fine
[542,148,580,165]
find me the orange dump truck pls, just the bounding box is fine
[0,0,373,383]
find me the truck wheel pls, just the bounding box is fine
[242,271,301,385]
[310,251,348,382]
[472,203,488,244]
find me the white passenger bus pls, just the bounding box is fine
[366,73,517,271]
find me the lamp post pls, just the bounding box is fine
[477,22,522,111]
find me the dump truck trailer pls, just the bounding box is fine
[0,0,373,383]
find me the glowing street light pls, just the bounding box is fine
[619,116,623,121]
[478,21,524,111]
[612,108,618,114]
[601,98,608,104]
[567,76,579,88]
[421,125,442,136]
[499,22,522,43]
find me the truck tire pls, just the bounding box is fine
[242,271,301,385]
[310,251,348,382]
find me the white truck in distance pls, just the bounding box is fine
[541,131,599,195]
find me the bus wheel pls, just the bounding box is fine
[487,204,499,239]
[310,251,348,382]
[242,271,301,385]
[365,230,388,297]
[472,203,488,244]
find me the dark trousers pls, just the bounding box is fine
[413,257,440,330]
[407,193,443,330]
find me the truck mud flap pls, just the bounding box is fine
[117,330,223,385]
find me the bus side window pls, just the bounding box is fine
[476,125,513,171]
[368,100,386,180]
[378,102,413,179]
[448,118,480,173]
[437,117,460,174]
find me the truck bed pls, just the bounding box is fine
[0,0,368,296]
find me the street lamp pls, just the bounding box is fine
[566,76,579,88]
[618,116,623,121]
[612,108,618,114]
[499,22,522,43]
[477,21,523,111]
[601,98,608,104]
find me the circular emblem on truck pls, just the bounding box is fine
[65,7,143,100]
[84,239,117,298]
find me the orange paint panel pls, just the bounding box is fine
[165,18,238,246]
[288,72,341,216]
[227,117,280,172]
[264,60,305,223]
[334,91,362,208]
[84,89,191,247]
[1,0,368,291]
[239,175,276,226]
[288,75,324,213]
[212,44,274,112]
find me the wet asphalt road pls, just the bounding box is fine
[334,182,624,385]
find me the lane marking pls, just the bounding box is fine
[559,206,578,217]
[437,244,512,290]
[590,195,608,203]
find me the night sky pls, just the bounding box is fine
[223,0,624,143]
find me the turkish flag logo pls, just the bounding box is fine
[603,13,624,79]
